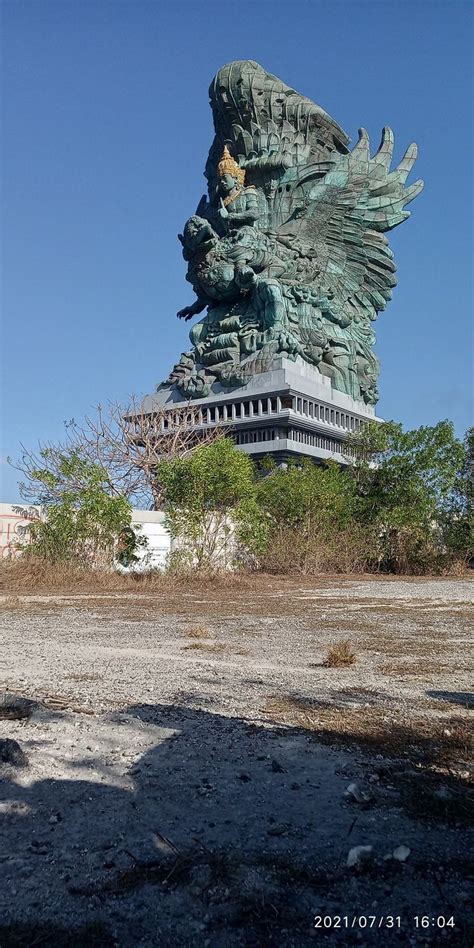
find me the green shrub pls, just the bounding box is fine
[349,420,467,573]
[246,458,368,573]
[157,438,259,570]
[24,453,137,569]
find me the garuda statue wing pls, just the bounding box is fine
[274,127,423,323]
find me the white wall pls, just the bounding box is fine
[0,503,40,559]
[130,509,171,570]
[0,502,171,570]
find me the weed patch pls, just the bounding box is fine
[181,626,212,639]
[322,640,356,667]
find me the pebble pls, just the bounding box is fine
[392,845,411,862]
[0,693,37,720]
[267,823,289,836]
[344,781,372,804]
[347,845,373,868]
[0,738,29,767]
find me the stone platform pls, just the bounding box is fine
[141,359,379,464]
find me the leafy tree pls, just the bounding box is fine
[156,438,258,570]
[246,458,369,573]
[441,426,474,561]
[255,457,355,532]
[349,420,466,571]
[25,452,137,568]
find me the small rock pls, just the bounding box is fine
[30,842,49,855]
[347,845,373,869]
[48,812,62,824]
[271,759,285,773]
[0,738,29,767]
[238,772,251,782]
[392,845,410,862]
[267,823,289,837]
[0,694,37,720]
[345,782,372,804]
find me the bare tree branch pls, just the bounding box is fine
[11,396,227,509]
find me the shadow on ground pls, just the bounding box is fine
[427,690,474,709]
[1,702,473,947]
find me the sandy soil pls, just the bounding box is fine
[0,577,473,947]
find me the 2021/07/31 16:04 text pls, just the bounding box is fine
[313,915,456,930]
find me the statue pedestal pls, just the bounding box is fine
[141,358,380,465]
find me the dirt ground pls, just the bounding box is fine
[0,576,473,947]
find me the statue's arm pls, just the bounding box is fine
[177,297,207,321]
[227,190,260,225]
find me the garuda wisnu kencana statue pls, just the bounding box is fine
[163,61,423,405]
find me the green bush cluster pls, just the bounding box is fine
[157,421,473,575]
[23,452,138,569]
[20,421,472,576]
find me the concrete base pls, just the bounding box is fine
[141,358,380,464]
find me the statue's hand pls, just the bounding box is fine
[218,202,229,220]
[177,306,194,321]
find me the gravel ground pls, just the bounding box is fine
[0,577,473,947]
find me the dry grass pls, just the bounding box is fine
[322,639,356,667]
[379,660,467,678]
[254,525,378,576]
[182,642,251,656]
[363,636,449,657]
[0,596,74,616]
[263,695,473,772]
[0,558,256,595]
[0,595,22,609]
[4,556,470,597]
[181,626,212,639]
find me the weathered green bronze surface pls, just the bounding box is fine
[162,61,423,404]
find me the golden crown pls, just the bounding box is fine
[217,145,245,185]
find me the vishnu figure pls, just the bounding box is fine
[215,145,260,233]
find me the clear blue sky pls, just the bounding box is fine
[2,0,473,501]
